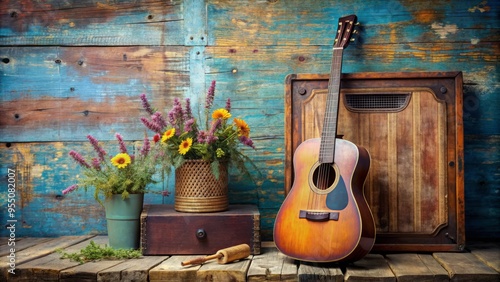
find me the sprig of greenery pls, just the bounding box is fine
[57,240,142,264]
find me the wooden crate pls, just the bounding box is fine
[284,72,464,252]
[141,205,260,255]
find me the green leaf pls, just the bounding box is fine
[211,160,220,180]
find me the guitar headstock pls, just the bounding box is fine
[333,15,359,49]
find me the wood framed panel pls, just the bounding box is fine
[284,72,464,251]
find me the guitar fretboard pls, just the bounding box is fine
[319,47,343,164]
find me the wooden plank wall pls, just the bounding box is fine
[0,0,498,241]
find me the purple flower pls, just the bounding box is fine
[184,118,195,132]
[184,98,193,120]
[140,93,155,115]
[62,184,78,195]
[205,80,216,110]
[206,135,218,144]
[162,190,171,197]
[91,158,101,170]
[239,135,255,149]
[206,119,221,144]
[209,119,222,133]
[115,133,128,154]
[168,98,184,131]
[141,117,163,134]
[225,98,231,112]
[152,112,167,129]
[167,110,176,128]
[173,98,184,116]
[197,130,208,143]
[69,150,91,168]
[140,136,150,156]
[86,135,107,162]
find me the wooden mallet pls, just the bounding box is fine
[181,244,251,266]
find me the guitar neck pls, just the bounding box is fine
[319,47,343,164]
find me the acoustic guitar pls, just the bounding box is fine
[274,15,376,263]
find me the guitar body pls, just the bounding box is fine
[274,138,375,262]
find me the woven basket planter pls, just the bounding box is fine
[175,160,229,212]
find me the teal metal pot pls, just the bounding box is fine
[104,194,144,249]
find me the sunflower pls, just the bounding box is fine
[234,118,250,137]
[111,153,131,169]
[178,138,193,155]
[161,128,176,142]
[212,108,231,120]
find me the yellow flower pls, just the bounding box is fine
[178,138,193,155]
[111,153,131,169]
[162,128,175,142]
[212,108,231,120]
[234,118,250,137]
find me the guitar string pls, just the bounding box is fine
[313,46,343,212]
[308,18,349,215]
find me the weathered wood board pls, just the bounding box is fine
[0,235,92,281]
[0,237,53,256]
[12,235,101,281]
[385,254,449,282]
[297,262,343,282]
[0,0,185,46]
[97,255,168,282]
[247,246,298,282]
[0,0,499,242]
[0,46,190,142]
[344,254,396,282]
[196,255,253,282]
[433,252,500,281]
[469,242,500,273]
[149,256,201,282]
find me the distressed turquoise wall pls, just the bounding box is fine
[1,0,498,241]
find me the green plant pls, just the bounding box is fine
[139,80,257,179]
[62,133,159,204]
[57,240,142,264]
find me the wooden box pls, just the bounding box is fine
[284,72,464,252]
[141,205,260,255]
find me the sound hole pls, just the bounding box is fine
[311,163,338,193]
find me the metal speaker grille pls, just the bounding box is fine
[344,93,411,112]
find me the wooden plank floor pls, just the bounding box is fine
[1,237,499,281]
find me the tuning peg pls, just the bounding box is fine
[355,22,360,26]
[350,38,356,42]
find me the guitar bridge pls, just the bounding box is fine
[299,210,339,222]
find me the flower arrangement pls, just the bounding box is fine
[139,80,256,179]
[62,133,158,203]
